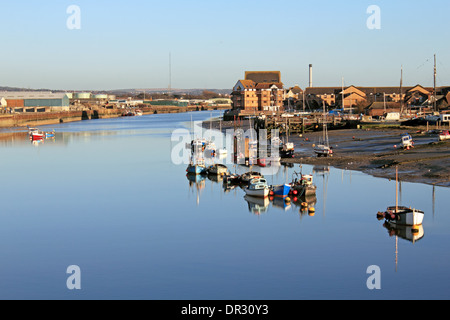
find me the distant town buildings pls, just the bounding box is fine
[228,70,449,118]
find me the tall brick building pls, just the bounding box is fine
[231,71,284,113]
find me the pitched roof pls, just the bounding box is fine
[236,80,256,89]
[245,71,281,84]
[255,83,283,89]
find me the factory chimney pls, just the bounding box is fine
[309,64,313,88]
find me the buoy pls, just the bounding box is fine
[293,190,298,195]
[270,191,274,196]
[309,208,316,216]
[269,197,274,202]
[301,202,308,207]
[309,207,315,213]
[394,145,397,148]
[293,197,298,202]
[285,197,291,203]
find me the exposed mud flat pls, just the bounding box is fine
[204,119,450,187]
[285,128,450,187]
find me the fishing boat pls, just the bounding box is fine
[377,166,424,227]
[280,142,295,158]
[207,164,228,176]
[290,173,317,197]
[439,130,450,141]
[244,178,270,198]
[401,133,414,149]
[270,184,291,198]
[135,109,143,116]
[186,157,207,175]
[30,131,44,140]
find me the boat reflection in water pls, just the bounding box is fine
[383,223,425,244]
[244,195,270,215]
[186,173,206,206]
[272,197,292,211]
[382,222,425,272]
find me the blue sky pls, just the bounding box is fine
[1,0,449,91]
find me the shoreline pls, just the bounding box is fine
[202,119,450,188]
[0,105,229,131]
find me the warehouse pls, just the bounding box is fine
[0,92,70,112]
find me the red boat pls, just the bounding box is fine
[257,158,267,167]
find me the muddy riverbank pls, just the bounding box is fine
[203,119,450,187]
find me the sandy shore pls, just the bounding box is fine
[203,119,450,187]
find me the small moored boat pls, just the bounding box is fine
[186,158,207,175]
[240,171,264,184]
[401,133,414,149]
[244,178,270,198]
[439,130,450,141]
[270,184,291,198]
[207,164,228,176]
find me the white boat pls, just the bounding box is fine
[244,178,270,198]
[401,133,414,149]
[439,130,450,141]
[383,206,425,226]
[377,166,424,226]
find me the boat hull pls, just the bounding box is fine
[271,184,291,198]
[187,165,207,175]
[385,207,424,226]
[245,187,269,198]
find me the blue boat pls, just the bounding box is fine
[186,157,207,175]
[271,184,291,198]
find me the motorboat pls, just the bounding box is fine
[401,133,414,149]
[280,142,295,158]
[380,206,425,227]
[314,144,333,157]
[45,131,55,139]
[270,184,291,198]
[377,166,424,227]
[207,164,228,176]
[240,171,264,184]
[439,130,450,141]
[186,157,207,175]
[290,174,317,197]
[244,178,270,198]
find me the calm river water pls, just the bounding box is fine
[0,111,449,300]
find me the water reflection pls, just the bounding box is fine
[244,195,270,215]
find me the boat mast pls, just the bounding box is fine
[400,65,404,115]
[434,54,437,112]
[395,166,399,213]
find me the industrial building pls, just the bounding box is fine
[0,91,70,112]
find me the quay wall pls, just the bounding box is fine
[0,105,229,128]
